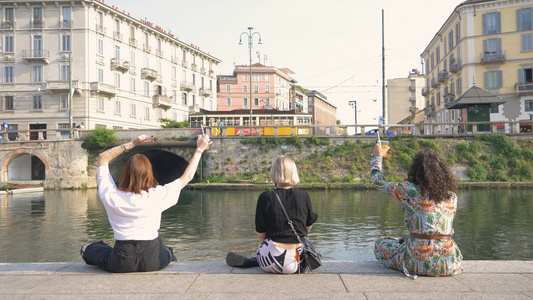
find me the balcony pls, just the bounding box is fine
[46,80,80,92]
[182,60,188,68]
[59,20,73,29]
[409,95,416,101]
[90,81,117,97]
[143,44,151,52]
[171,55,179,64]
[421,87,429,96]
[22,49,50,64]
[516,82,533,95]
[449,59,461,73]
[218,76,237,83]
[153,94,172,110]
[141,68,158,81]
[113,32,123,41]
[438,71,449,83]
[199,88,213,97]
[180,81,196,92]
[480,50,506,64]
[96,25,106,34]
[444,93,455,104]
[156,49,164,57]
[1,21,15,30]
[30,20,45,29]
[426,105,437,116]
[408,85,416,92]
[409,106,418,113]
[191,63,197,71]
[431,80,439,88]
[200,67,206,75]
[129,38,138,47]
[110,58,130,73]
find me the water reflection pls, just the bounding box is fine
[0,188,531,263]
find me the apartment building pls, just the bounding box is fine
[0,0,220,138]
[217,63,294,113]
[387,69,426,125]
[307,90,337,125]
[421,0,533,133]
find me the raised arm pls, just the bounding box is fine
[178,135,212,189]
[98,135,154,167]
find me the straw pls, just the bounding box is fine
[377,128,381,145]
[201,124,206,136]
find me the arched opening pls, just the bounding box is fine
[8,154,46,180]
[109,149,192,186]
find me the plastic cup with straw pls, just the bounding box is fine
[199,124,209,150]
[377,129,389,157]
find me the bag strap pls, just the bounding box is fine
[272,190,305,247]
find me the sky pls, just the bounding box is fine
[110,0,464,126]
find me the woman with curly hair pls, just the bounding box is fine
[370,145,463,278]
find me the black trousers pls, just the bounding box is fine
[82,237,177,273]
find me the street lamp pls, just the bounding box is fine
[349,100,357,134]
[239,27,262,135]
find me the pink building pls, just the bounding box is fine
[217,63,293,112]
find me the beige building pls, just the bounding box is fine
[386,69,426,125]
[0,0,220,139]
[421,0,533,134]
[307,90,337,125]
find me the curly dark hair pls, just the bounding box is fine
[407,148,458,203]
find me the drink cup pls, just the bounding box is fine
[198,134,209,149]
[380,140,389,157]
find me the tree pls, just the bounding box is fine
[159,118,189,128]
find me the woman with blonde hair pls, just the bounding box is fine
[226,155,318,274]
[81,134,211,273]
[371,145,463,278]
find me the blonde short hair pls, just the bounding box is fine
[269,155,300,186]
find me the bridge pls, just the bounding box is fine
[0,123,531,189]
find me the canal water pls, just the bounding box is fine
[0,188,531,263]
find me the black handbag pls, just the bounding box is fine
[272,191,322,271]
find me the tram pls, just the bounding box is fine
[189,109,313,136]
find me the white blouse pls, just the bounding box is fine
[97,166,182,241]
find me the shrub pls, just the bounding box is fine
[286,136,303,148]
[487,170,508,182]
[468,165,487,181]
[516,164,532,179]
[85,128,118,148]
[304,136,329,147]
[489,156,507,170]
[397,153,413,170]
[159,118,189,128]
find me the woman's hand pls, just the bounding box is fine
[373,143,389,157]
[196,135,212,152]
[133,135,154,146]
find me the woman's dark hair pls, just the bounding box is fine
[407,148,458,203]
[118,154,158,194]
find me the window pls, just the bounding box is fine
[4,66,13,83]
[483,12,501,35]
[98,68,104,82]
[171,66,176,80]
[254,85,259,93]
[265,98,270,105]
[192,74,196,85]
[33,65,42,82]
[61,64,70,80]
[243,98,248,109]
[97,38,103,55]
[192,95,196,105]
[33,7,42,22]
[5,8,14,22]
[225,84,231,92]
[437,92,441,106]
[526,100,533,111]
[517,8,533,31]
[182,49,186,62]
[483,38,502,59]
[448,31,453,52]
[456,77,462,95]
[144,32,149,50]
[114,19,120,34]
[144,55,149,68]
[183,93,187,105]
[430,53,434,69]
[484,70,503,89]
[455,23,460,45]
[265,74,270,81]
[144,81,150,96]
[4,96,14,110]
[435,46,440,62]
[130,77,135,92]
[115,73,120,88]
[522,34,533,52]
[130,51,135,66]
[252,74,261,81]
[4,36,14,53]
[97,97,105,111]
[254,98,259,106]
[145,105,150,119]
[33,35,43,54]
[243,85,247,93]
[115,100,121,114]
[265,85,270,93]
[130,102,136,117]
[62,34,71,52]
[60,94,69,110]
[242,73,248,82]
[490,105,499,113]
[172,90,177,104]
[62,6,71,22]
[32,95,43,110]
[114,45,120,60]
[518,68,533,89]
[225,97,231,106]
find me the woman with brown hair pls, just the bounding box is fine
[371,145,463,278]
[81,134,211,272]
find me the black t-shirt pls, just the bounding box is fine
[255,188,318,243]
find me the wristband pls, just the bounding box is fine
[195,149,204,154]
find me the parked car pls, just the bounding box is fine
[355,129,396,136]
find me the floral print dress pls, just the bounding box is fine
[370,156,463,278]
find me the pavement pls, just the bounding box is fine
[1,261,532,299]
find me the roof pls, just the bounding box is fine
[189,109,312,116]
[445,85,506,109]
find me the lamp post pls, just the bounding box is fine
[349,100,357,134]
[239,27,262,135]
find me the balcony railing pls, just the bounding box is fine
[438,71,449,83]
[180,81,196,92]
[182,60,188,67]
[516,82,533,95]
[143,44,151,52]
[30,20,44,29]
[156,49,164,57]
[449,59,461,73]
[46,80,80,92]
[90,81,117,97]
[408,85,416,92]
[129,38,137,47]
[141,68,158,81]
[431,80,439,88]
[1,21,15,30]
[96,25,106,34]
[409,106,418,113]
[200,67,206,75]
[153,95,172,109]
[200,88,213,97]
[480,50,506,64]
[59,20,73,29]
[409,95,416,101]
[113,32,123,41]
[171,55,179,64]
[444,94,455,104]
[191,63,197,71]
[218,76,237,83]
[421,87,429,96]
[22,49,50,64]
[110,58,130,73]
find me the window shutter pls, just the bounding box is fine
[497,70,503,88]
[482,14,487,35]
[496,12,501,33]
[497,38,502,53]
[484,71,489,88]
[517,9,522,31]
[483,39,488,52]
[518,69,525,84]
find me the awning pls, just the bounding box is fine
[445,85,506,109]
[294,103,303,108]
